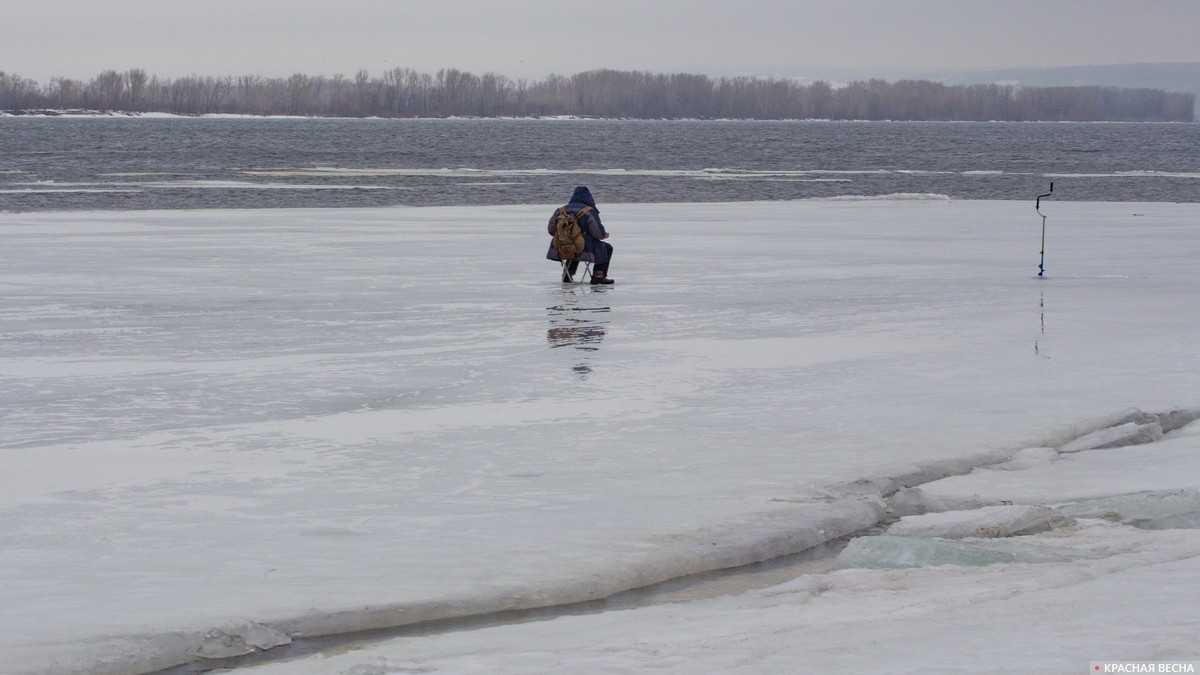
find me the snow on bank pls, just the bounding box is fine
[2,199,1199,674]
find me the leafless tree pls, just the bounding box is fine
[2,66,1192,121]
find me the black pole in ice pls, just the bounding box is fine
[1036,182,1053,277]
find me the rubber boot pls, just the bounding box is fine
[590,271,614,285]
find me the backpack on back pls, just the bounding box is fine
[551,205,591,260]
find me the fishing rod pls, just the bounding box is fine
[1036,182,1053,277]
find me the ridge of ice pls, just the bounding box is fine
[1159,408,1200,434]
[191,622,291,659]
[1059,422,1163,453]
[992,446,1059,471]
[833,534,1090,570]
[1056,488,1200,530]
[886,505,1062,539]
[841,407,1200,573]
[264,405,1198,648]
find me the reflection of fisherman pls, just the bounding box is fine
[547,321,606,351]
[546,186,614,285]
[547,293,610,377]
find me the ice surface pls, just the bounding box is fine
[1059,421,1163,453]
[992,446,1059,470]
[243,519,1200,674]
[923,414,1200,508]
[2,199,1200,673]
[1064,407,1160,437]
[1057,488,1200,530]
[885,486,950,517]
[191,623,291,659]
[833,533,1086,569]
[886,504,1061,538]
[1159,407,1200,434]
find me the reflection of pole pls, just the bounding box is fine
[1036,182,1053,277]
[1036,291,1044,356]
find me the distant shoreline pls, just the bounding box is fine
[4,66,1193,122]
[2,109,1195,124]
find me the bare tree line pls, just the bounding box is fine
[1,67,1194,122]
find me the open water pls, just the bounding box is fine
[1,117,1199,212]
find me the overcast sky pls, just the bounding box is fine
[4,0,1199,83]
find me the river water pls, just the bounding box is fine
[2,117,1199,212]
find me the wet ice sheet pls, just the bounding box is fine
[2,199,1199,673]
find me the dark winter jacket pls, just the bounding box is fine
[545,186,610,264]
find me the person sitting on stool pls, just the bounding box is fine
[546,185,614,285]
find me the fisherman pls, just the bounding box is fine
[546,185,614,285]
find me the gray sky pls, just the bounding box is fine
[4,0,1199,83]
